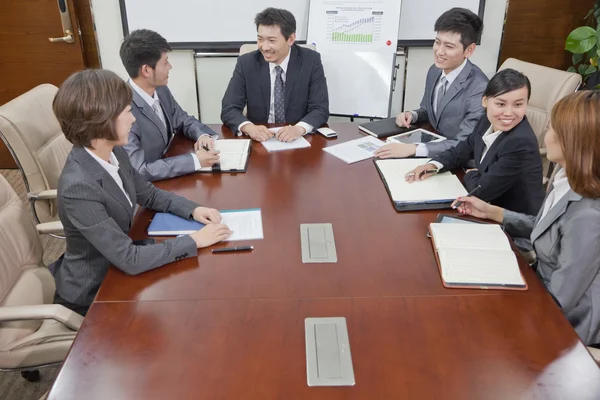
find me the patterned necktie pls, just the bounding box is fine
[152,100,166,128]
[434,76,448,116]
[274,65,285,123]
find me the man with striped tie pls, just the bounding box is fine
[221,8,329,143]
[375,8,488,159]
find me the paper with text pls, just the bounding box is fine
[261,129,311,152]
[323,136,385,164]
[198,139,250,171]
[221,208,264,241]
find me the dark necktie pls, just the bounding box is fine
[274,65,285,123]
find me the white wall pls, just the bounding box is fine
[92,0,507,123]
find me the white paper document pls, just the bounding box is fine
[221,208,264,241]
[375,159,467,204]
[323,136,385,164]
[261,128,311,152]
[198,139,251,171]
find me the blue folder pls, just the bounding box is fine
[147,213,205,236]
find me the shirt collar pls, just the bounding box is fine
[269,48,291,75]
[482,125,503,139]
[84,147,120,174]
[129,79,159,108]
[552,168,570,192]
[441,58,468,86]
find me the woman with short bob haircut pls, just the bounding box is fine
[455,90,600,346]
[50,69,231,316]
[406,68,545,216]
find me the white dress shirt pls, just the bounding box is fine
[238,49,313,135]
[414,58,469,157]
[84,148,133,207]
[540,168,570,221]
[429,124,503,171]
[129,80,203,170]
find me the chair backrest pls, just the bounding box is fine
[0,174,54,348]
[0,84,72,224]
[498,58,581,150]
[239,43,317,55]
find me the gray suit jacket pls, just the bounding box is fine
[50,146,200,307]
[124,85,217,181]
[221,44,329,133]
[414,60,488,156]
[503,179,600,345]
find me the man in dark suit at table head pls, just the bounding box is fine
[221,7,329,143]
[375,7,488,160]
[120,29,220,181]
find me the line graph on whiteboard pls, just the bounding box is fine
[326,9,383,44]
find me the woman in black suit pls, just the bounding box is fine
[406,69,544,215]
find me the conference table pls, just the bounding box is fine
[48,123,600,399]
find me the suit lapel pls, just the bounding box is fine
[72,147,135,220]
[428,70,442,126]
[284,45,299,118]
[257,53,271,121]
[132,89,169,145]
[156,89,173,145]
[436,60,473,122]
[478,133,508,172]
[531,190,583,243]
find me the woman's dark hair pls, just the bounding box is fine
[255,8,296,40]
[484,68,531,100]
[53,69,132,148]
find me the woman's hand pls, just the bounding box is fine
[190,224,232,248]
[192,207,222,224]
[452,196,504,223]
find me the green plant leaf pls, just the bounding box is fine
[596,48,600,58]
[573,53,584,65]
[579,64,589,75]
[566,26,597,53]
[585,65,598,75]
[568,66,577,73]
[587,8,594,19]
[594,83,600,89]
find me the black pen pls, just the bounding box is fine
[212,245,254,253]
[405,169,438,178]
[452,185,482,209]
[201,144,210,152]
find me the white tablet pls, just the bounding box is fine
[386,129,446,144]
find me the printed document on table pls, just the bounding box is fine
[221,208,264,241]
[261,128,311,152]
[323,136,385,164]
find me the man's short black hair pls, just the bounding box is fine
[255,8,296,40]
[434,8,484,49]
[484,68,532,101]
[119,29,172,79]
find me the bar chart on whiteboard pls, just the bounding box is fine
[327,11,383,44]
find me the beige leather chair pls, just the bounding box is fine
[588,347,600,364]
[0,84,71,236]
[0,174,81,382]
[497,59,581,180]
[239,42,316,55]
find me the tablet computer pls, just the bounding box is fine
[386,129,446,144]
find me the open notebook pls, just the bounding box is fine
[374,159,467,211]
[428,223,527,290]
[198,139,251,172]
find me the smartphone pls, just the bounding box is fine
[317,127,338,138]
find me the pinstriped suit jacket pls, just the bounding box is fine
[49,146,199,307]
[221,44,329,133]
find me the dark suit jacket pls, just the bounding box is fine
[124,85,217,181]
[433,116,544,215]
[221,44,329,133]
[415,60,489,156]
[50,146,200,307]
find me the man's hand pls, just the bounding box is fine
[241,123,273,142]
[192,206,222,224]
[195,148,220,167]
[395,111,413,128]
[275,125,305,142]
[374,143,417,159]
[194,135,215,152]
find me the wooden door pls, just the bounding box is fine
[0,0,87,168]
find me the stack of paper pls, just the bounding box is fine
[429,223,526,289]
[261,127,311,152]
[323,136,385,164]
[198,139,251,172]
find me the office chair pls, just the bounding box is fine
[0,174,82,381]
[497,59,581,184]
[0,84,71,236]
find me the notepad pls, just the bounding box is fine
[261,128,311,152]
[374,159,467,211]
[323,136,385,164]
[198,139,251,172]
[148,209,264,241]
[428,223,527,290]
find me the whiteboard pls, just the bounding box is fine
[120,0,484,45]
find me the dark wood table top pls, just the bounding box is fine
[95,123,546,302]
[49,123,600,399]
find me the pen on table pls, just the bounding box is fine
[405,169,438,178]
[212,246,254,253]
[452,185,482,209]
